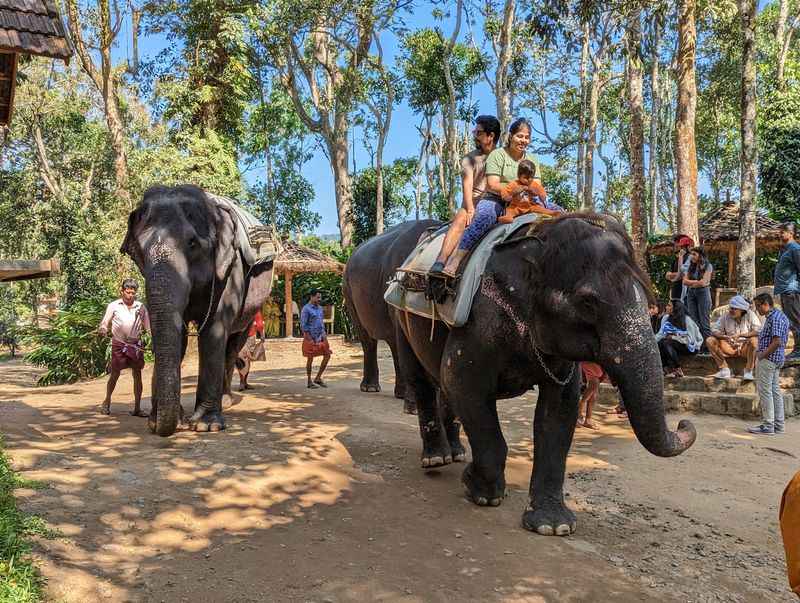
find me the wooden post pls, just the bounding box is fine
[284,271,293,338]
[727,244,737,289]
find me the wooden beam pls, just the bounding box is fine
[0,259,59,282]
[284,271,293,338]
[727,244,736,289]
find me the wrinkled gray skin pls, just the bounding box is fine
[353,216,696,536]
[121,185,274,436]
[343,220,440,413]
[344,221,466,460]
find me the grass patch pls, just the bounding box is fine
[0,439,48,603]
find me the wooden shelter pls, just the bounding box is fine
[648,201,783,287]
[274,240,344,337]
[0,1,72,125]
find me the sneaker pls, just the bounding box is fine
[746,424,775,435]
[712,367,732,379]
[742,370,754,381]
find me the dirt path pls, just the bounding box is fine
[1,338,797,602]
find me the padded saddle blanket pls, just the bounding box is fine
[384,213,542,327]
[206,193,280,267]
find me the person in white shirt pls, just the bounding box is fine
[98,279,151,416]
[706,294,762,380]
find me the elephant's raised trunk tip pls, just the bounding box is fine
[650,418,697,457]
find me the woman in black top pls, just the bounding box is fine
[683,247,714,344]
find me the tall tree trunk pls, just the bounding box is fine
[776,0,790,89]
[328,129,354,247]
[582,70,602,211]
[494,0,515,139]
[737,0,758,298]
[648,15,662,235]
[674,0,699,242]
[576,21,590,205]
[65,0,131,208]
[627,7,647,265]
[375,134,386,234]
[442,0,464,216]
[130,6,142,75]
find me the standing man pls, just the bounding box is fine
[775,223,800,360]
[748,293,790,436]
[301,289,331,389]
[429,115,501,276]
[665,234,693,303]
[98,278,150,416]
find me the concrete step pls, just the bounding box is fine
[681,354,800,389]
[665,375,755,394]
[597,383,796,418]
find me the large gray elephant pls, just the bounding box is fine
[343,219,440,413]
[348,215,696,536]
[121,185,275,436]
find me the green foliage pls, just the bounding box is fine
[760,88,800,222]
[540,163,577,211]
[400,28,486,115]
[349,159,416,246]
[0,437,49,603]
[24,299,111,386]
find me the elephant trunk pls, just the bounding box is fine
[603,306,696,458]
[147,269,186,437]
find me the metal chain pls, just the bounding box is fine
[531,339,575,387]
[194,275,216,333]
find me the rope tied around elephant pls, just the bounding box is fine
[479,274,575,387]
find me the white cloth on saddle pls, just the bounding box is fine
[384,213,542,327]
[205,193,276,267]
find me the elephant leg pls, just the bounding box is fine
[359,335,381,393]
[192,322,229,432]
[395,323,451,468]
[387,340,407,401]
[439,390,465,462]
[223,329,249,406]
[522,370,580,537]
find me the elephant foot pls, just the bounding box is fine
[360,381,381,393]
[403,398,418,415]
[394,384,406,399]
[461,463,505,507]
[420,420,452,469]
[446,421,466,463]
[189,409,226,433]
[521,499,577,536]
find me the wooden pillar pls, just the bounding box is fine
[284,271,293,338]
[727,244,737,289]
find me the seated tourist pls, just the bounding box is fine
[429,115,501,276]
[655,300,704,378]
[497,159,561,224]
[649,300,668,334]
[430,117,542,277]
[706,295,761,381]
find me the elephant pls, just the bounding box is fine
[350,215,696,536]
[343,220,440,414]
[121,185,275,436]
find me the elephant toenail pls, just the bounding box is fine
[555,524,571,536]
[536,525,554,536]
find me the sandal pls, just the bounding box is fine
[314,379,328,388]
[307,382,319,389]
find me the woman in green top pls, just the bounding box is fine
[447,118,541,257]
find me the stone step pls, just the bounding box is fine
[665,375,755,394]
[680,355,800,390]
[597,384,796,418]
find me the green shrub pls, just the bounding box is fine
[24,299,111,386]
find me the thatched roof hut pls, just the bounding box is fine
[648,201,783,287]
[274,240,344,337]
[274,240,344,275]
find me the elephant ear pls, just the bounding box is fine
[120,206,145,268]
[212,201,240,282]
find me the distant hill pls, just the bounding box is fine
[317,234,341,242]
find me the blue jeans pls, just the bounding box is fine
[686,287,712,342]
[756,359,785,430]
[459,199,504,251]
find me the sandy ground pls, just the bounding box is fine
[1,337,798,602]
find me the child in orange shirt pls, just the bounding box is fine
[498,159,561,223]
